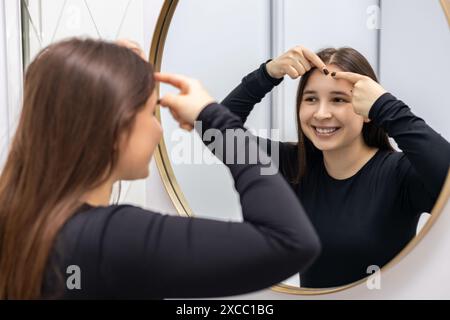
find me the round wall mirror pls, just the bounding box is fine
[152,0,450,294]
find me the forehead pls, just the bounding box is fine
[304,65,353,93]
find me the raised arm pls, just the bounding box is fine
[333,71,450,214]
[222,46,329,124]
[369,93,450,212]
[220,47,328,178]
[87,103,321,299]
[221,61,283,123]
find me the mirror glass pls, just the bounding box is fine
[159,0,450,288]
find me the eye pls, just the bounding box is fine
[332,97,349,104]
[304,96,318,103]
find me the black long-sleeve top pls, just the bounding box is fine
[42,102,321,299]
[221,62,450,288]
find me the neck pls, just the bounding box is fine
[81,177,116,207]
[322,135,378,180]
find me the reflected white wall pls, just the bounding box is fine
[159,0,272,221]
[380,0,450,141]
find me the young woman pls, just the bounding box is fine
[0,38,321,299]
[222,46,450,288]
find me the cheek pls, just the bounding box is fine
[127,119,161,162]
[337,108,365,133]
[150,118,163,145]
[299,105,314,129]
[135,119,161,161]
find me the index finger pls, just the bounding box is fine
[116,39,147,60]
[302,47,327,71]
[116,39,140,49]
[155,72,191,93]
[332,71,366,84]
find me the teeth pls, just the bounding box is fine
[315,127,338,134]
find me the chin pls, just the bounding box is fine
[139,169,150,179]
[124,169,149,181]
[311,142,340,152]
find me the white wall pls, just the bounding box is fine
[0,0,9,169]
[0,0,23,171]
[380,0,450,141]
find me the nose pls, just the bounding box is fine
[313,102,332,121]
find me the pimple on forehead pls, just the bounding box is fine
[305,67,353,93]
[325,65,342,73]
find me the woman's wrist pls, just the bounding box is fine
[265,60,281,79]
[263,60,284,85]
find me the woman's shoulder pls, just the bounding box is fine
[374,149,408,167]
[366,149,416,182]
[44,204,163,299]
[52,204,165,266]
[278,141,298,156]
[75,202,153,217]
[73,202,160,222]
[58,204,162,242]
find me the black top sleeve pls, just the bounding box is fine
[48,103,320,299]
[369,93,450,214]
[221,61,283,123]
[221,62,299,181]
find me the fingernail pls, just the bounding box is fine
[331,72,336,77]
[323,68,329,75]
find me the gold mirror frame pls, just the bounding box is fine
[149,0,450,295]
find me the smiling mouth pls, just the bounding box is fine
[312,126,341,136]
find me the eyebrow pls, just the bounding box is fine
[303,90,351,97]
[330,91,351,96]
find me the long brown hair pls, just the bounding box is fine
[0,38,155,299]
[289,47,393,184]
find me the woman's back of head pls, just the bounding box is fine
[0,37,155,299]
